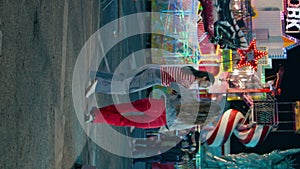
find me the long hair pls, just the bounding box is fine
[175,100,221,125]
[181,66,215,85]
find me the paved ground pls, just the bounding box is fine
[0,0,151,169]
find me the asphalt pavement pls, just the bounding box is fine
[0,0,152,169]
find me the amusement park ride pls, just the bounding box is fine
[150,0,300,168]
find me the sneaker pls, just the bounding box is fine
[84,113,94,123]
[84,106,98,123]
[130,126,135,133]
[85,80,98,98]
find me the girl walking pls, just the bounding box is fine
[85,65,215,97]
[85,94,221,130]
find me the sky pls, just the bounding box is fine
[269,46,300,102]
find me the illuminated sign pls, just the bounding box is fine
[221,49,232,72]
[285,0,300,33]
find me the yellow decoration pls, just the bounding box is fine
[294,101,300,133]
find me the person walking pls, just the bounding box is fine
[84,93,221,130]
[132,129,200,164]
[85,64,215,97]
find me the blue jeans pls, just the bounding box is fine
[93,65,162,94]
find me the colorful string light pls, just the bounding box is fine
[236,39,268,71]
